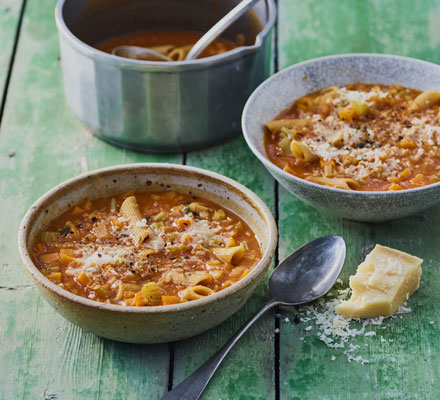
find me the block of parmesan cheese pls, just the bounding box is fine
[336,244,423,318]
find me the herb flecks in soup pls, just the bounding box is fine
[32,191,261,306]
[265,84,440,191]
[96,30,242,61]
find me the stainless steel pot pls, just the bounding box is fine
[55,0,276,153]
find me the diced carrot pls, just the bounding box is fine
[111,216,124,228]
[60,253,76,264]
[399,139,416,149]
[162,191,176,201]
[76,271,92,287]
[70,206,84,216]
[399,168,411,179]
[60,248,75,257]
[81,200,93,212]
[283,165,295,174]
[134,292,146,307]
[239,269,251,280]
[339,107,356,122]
[388,183,403,191]
[35,243,45,253]
[410,174,426,186]
[225,237,237,248]
[175,218,192,230]
[46,272,62,284]
[40,252,60,264]
[162,296,181,305]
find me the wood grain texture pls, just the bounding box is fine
[171,138,277,400]
[0,0,178,398]
[0,0,23,100]
[278,0,440,398]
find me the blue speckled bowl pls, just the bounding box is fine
[242,54,440,222]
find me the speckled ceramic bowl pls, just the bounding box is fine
[18,164,277,343]
[242,53,440,222]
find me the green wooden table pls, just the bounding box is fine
[1,1,440,398]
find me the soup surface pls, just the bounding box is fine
[96,30,241,61]
[265,84,440,191]
[32,191,261,306]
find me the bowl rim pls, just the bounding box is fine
[18,163,278,314]
[242,52,440,196]
[54,0,277,72]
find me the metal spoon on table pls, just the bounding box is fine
[112,0,260,62]
[162,235,346,400]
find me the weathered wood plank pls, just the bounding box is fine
[278,0,440,68]
[277,0,440,398]
[171,138,277,399]
[0,0,180,398]
[0,0,23,101]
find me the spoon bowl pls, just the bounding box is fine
[269,235,346,305]
[112,45,171,61]
[163,235,346,400]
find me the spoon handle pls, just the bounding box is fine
[161,298,280,400]
[185,0,260,60]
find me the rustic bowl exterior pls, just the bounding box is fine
[242,54,440,222]
[18,164,277,343]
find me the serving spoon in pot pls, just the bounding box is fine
[112,0,260,62]
[162,235,346,400]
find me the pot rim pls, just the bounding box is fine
[54,0,277,72]
[18,163,278,314]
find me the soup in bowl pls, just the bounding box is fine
[242,54,440,221]
[18,164,277,343]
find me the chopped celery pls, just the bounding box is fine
[110,198,117,213]
[153,211,168,222]
[278,137,292,152]
[39,232,59,243]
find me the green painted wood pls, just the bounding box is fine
[278,0,440,398]
[0,0,180,398]
[278,0,440,68]
[0,0,23,99]
[171,138,277,400]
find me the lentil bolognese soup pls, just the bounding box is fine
[265,84,440,191]
[32,191,261,306]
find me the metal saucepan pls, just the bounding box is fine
[55,0,276,153]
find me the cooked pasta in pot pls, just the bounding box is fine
[95,30,242,61]
[32,191,261,306]
[265,84,440,191]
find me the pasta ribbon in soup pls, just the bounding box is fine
[32,191,261,306]
[265,83,440,191]
[213,246,245,266]
[95,30,241,62]
[120,196,150,246]
[182,285,215,300]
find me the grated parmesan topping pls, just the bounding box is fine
[296,86,440,183]
[332,87,388,107]
[187,219,222,245]
[78,246,130,277]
